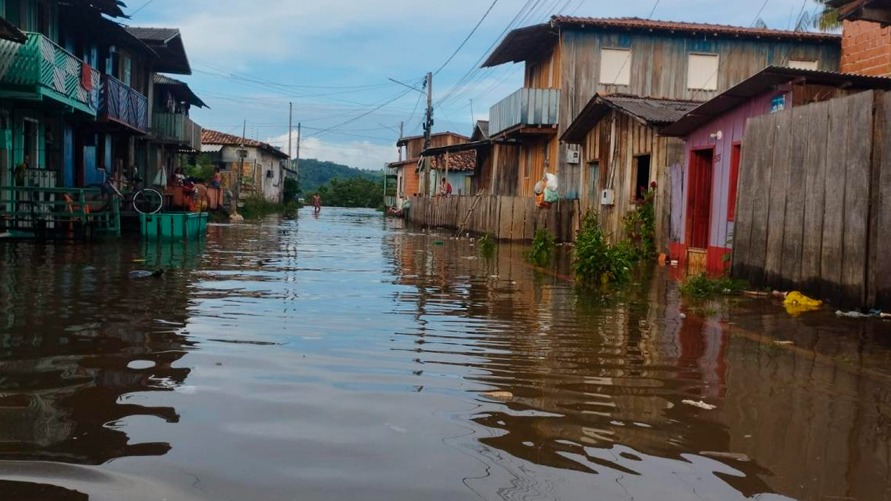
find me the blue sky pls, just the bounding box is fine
[126,0,829,169]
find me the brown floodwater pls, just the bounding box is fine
[1,207,890,501]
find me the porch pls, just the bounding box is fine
[489,87,560,138]
[152,111,201,151]
[0,32,100,115]
[0,185,120,240]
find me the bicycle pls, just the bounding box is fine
[88,170,164,215]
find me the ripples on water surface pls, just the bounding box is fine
[1,207,891,500]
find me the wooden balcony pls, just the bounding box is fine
[100,74,148,133]
[0,32,100,115]
[489,87,560,137]
[152,111,202,151]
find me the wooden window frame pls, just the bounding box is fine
[599,47,632,86]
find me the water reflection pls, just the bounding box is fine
[388,230,891,500]
[0,241,193,465]
[0,209,890,501]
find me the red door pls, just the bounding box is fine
[686,149,714,249]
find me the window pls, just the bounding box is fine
[789,59,819,71]
[727,144,741,221]
[600,48,632,86]
[688,53,719,91]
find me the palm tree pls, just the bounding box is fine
[813,0,842,31]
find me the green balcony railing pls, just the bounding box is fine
[152,111,202,151]
[0,32,100,115]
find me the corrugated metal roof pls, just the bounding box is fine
[201,144,223,153]
[484,16,840,67]
[472,120,490,141]
[0,17,26,43]
[829,0,891,21]
[202,129,289,159]
[562,94,701,143]
[662,66,891,137]
[154,74,207,108]
[125,27,191,74]
[125,27,179,43]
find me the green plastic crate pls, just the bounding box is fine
[140,212,207,241]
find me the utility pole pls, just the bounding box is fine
[295,122,301,179]
[288,102,293,170]
[422,71,433,196]
[398,121,404,161]
[236,119,245,215]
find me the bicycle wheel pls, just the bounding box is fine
[132,188,163,214]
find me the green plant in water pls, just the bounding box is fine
[240,195,299,220]
[623,184,656,261]
[679,274,748,300]
[528,228,555,267]
[478,233,496,258]
[573,212,634,287]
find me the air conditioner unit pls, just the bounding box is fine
[600,189,615,206]
[566,149,580,164]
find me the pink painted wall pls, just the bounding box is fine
[673,90,790,250]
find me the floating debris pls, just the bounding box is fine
[682,400,717,410]
[699,451,750,462]
[483,391,513,401]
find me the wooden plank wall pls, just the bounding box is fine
[578,110,684,251]
[732,90,885,309]
[406,195,579,242]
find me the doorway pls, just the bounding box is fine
[686,148,713,249]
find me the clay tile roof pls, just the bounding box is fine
[484,16,839,67]
[550,16,841,42]
[431,150,476,172]
[201,129,289,159]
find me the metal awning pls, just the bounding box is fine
[201,144,223,153]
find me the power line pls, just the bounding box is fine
[434,0,500,76]
[307,89,414,138]
[129,0,158,16]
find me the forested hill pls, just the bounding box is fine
[296,159,381,195]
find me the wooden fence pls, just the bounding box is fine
[407,194,579,242]
[733,90,891,309]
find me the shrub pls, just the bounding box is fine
[528,228,556,267]
[478,233,496,258]
[623,184,656,261]
[679,274,748,299]
[573,212,634,287]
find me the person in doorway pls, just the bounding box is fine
[208,167,223,210]
[311,193,321,214]
[439,177,452,197]
[14,154,30,187]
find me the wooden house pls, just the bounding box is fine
[389,131,468,209]
[419,120,493,197]
[661,66,891,274]
[0,0,158,191]
[482,16,841,202]
[125,28,205,189]
[201,129,289,203]
[561,94,700,248]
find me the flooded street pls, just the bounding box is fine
[1,207,891,501]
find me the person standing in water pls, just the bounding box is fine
[311,193,321,214]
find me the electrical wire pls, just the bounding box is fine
[433,0,500,76]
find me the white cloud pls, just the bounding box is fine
[264,133,396,171]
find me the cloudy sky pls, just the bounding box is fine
[128,0,829,170]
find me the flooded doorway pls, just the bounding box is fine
[687,148,713,249]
